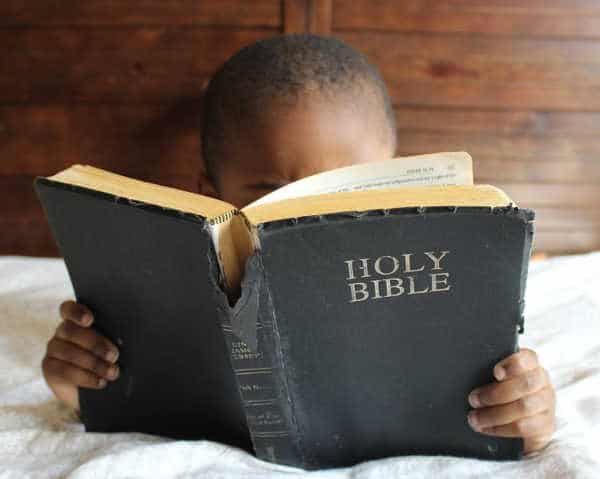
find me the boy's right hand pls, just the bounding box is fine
[42,300,120,414]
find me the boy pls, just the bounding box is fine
[42,34,555,455]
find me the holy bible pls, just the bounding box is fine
[34,152,534,469]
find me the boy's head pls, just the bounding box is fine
[201,34,396,207]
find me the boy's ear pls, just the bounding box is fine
[197,172,219,199]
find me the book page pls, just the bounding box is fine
[246,152,473,208]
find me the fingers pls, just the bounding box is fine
[468,386,554,431]
[477,410,555,439]
[46,337,120,381]
[469,367,549,407]
[467,351,556,453]
[42,356,108,389]
[60,300,94,327]
[493,348,539,381]
[55,319,119,363]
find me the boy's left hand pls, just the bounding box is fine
[467,348,556,454]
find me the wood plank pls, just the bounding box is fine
[0,28,272,104]
[0,106,204,175]
[0,220,58,257]
[338,32,600,110]
[495,183,599,208]
[387,81,600,110]
[0,26,271,52]
[394,108,600,136]
[533,230,600,254]
[6,29,600,108]
[341,31,600,65]
[333,0,600,38]
[395,131,600,164]
[283,0,308,33]
[475,160,600,184]
[1,1,281,27]
[308,0,332,34]
[533,208,600,231]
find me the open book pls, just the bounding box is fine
[35,152,533,468]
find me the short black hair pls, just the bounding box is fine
[201,34,397,185]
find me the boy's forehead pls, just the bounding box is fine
[224,93,390,179]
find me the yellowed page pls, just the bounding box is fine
[50,165,235,219]
[243,184,513,225]
[246,152,473,208]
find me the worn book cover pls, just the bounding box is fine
[34,179,252,451]
[231,205,533,469]
[34,152,533,469]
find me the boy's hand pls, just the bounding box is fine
[42,300,120,414]
[467,348,555,454]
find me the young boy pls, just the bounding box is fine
[42,34,555,455]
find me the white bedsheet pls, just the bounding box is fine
[0,253,599,478]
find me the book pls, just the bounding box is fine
[34,151,534,469]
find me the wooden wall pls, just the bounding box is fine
[2,0,599,256]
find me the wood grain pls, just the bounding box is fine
[333,0,600,38]
[0,105,204,175]
[1,1,281,27]
[0,28,271,105]
[339,32,600,110]
[283,0,308,33]
[308,0,333,34]
[394,108,600,136]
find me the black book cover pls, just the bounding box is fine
[231,206,534,469]
[34,179,252,451]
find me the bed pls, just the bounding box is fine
[1,252,598,478]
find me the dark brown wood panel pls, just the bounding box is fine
[1,1,281,27]
[0,106,204,175]
[284,0,309,33]
[308,0,333,35]
[396,131,600,166]
[339,32,600,110]
[0,29,271,105]
[394,108,600,136]
[496,183,598,208]
[534,208,600,231]
[0,220,59,257]
[333,0,600,38]
[533,231,600,254]
[474,160,600,184]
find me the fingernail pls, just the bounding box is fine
[98,378,107,388]
[494,366,506,381]
[107,365,119,380]
[105,349,119,363]
[468,390,482,408]
[468,411,480,431]
[80,313,93,326]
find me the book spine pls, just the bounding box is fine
[517,208,536,335]
[222,255,302,467]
